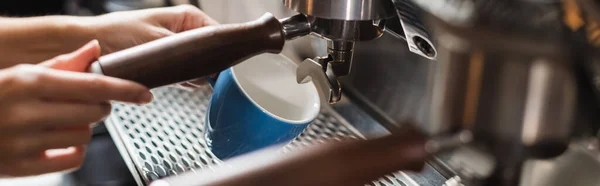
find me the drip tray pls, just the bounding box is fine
[105,86,419,186]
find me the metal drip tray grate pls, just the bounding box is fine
[105,86,417,186]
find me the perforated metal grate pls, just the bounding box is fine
[105,86,414,185]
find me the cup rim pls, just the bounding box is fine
[230,54,320,124]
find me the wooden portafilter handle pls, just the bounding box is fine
[88,13,285,89]
[150,124,471,186]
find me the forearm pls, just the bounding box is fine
[0,16,95,69]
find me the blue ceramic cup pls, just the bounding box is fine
[204,53,320,160]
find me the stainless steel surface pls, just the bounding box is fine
[332,96,455,186]
[294,15,386,103]
[421,2,576,185]
[103,1,600,186]
[520,60,576,155]
[280,14,311,40]
[394,0,437,59]
[443,176,465,186]
[341,31,433,128]
[297,57,342,104]
[283,0,396,21]
[440,139,600,186]
[333,1,600,185]
[408,0,476,26]
[283,0,403,105]
[327,40,354,76]
[428,39,576,157]
[292,14,387,100]
[309,17,386,41]
[411,1,593,185]
[329,96,391,138]
[424,131,473,155]
[327,41,354,62]
[400,21,436,60]
[443,145,496,185]
[521,139,600,186]
[105,86,444,185]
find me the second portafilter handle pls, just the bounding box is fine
[88,13,310,89]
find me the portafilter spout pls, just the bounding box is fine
[296,56,342,104]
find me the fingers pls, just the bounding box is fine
[36,130,92,153]
[201,14,219,27]
[5,65,152,103]
[40,70,153,103]
[0,129,91,160]
[14,101,111,128]
[0,146,86,177]
[39,146,87,175]
[185,5,219,27]
[35,40,152,103]
[40,40,101,72]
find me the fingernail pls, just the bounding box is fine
[86,39,99,47]
[78,40,99,52]
[65,40,100,61]
[138,91,153,103]
[45,147,77,157]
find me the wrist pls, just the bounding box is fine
[0,16,99,67]
[53,16,99,51]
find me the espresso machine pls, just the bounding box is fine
[98,0,600,186]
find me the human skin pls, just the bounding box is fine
[0,5,218,177]
[0,4,218,69]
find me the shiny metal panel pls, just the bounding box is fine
[393,0,437,59]
[522,139,600,186]
[280,14,311,40]
[341,31,434,129]
[296,57,343,104]
[309,17,386,41]
[283,0,396,21]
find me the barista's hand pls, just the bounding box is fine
[88,5,219,54]
[0,41,152,177]
[88,5,218,90]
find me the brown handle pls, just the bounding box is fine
[152,126,429,186]
[89,13,285,89]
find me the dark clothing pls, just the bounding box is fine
[0,0,67,16]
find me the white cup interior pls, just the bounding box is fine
[231,54,320,124]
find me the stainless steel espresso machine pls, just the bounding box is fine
[344,0,600,185]
[101,0,600,186]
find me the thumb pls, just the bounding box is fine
[40,40,101,72]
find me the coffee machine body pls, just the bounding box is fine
[339,0,600,185]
